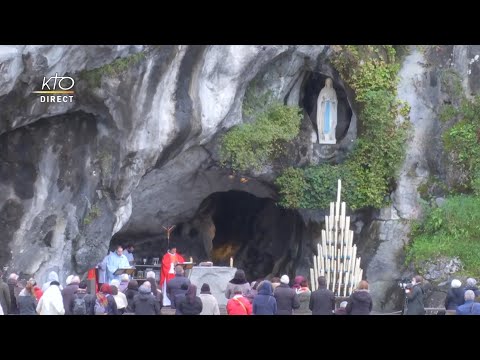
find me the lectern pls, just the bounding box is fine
[113,268,136,276]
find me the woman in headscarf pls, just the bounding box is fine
[225,269,251,299]
[96,284,118,315]
[177,284,202,315]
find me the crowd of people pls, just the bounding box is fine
[2,261,480,315]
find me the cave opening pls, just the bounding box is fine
[300,72,353,143]
[174,190,305,282]
[112,189,306,282]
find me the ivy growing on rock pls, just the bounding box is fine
[219,102,302,172]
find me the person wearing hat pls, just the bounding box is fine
[199,283,220,315]
[225,269,251,299]
[273,275,300,315]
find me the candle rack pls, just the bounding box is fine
[310,179,363,297]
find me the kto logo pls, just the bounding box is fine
[33,73,75,103]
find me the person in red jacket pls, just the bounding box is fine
[227,286,252,315]
[29,279,43,300]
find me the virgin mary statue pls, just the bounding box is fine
[316,78,337,144]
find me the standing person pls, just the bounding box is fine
[346,280,373,315]
[405,275,426,315]
[124,280,139,314]
[456,290,480,315]
[292,275,305,292]
[42,271,63,292]
[110,280,128,314]
[29,279,43,301]
[174,283,189,315]
[72,281,95,315]
[118,274,130,293]
[146,273,163,312]
[166,265,190,308]
[106,246,131,283]
[309,276,335,315]
[124,244,135,265]
[97,252,109,289]
[252,280,277,315]
[465,278,480,298]
[131,283,161,315]
[225,269,251,299]
[294,279,312,315]
[199,283,220,315]
[177,284,203,315]
[274,275,300,315]
[7,273,19,314]
[95,284,118,315]
[17,280,38,315]
[227,286,252,315]
[160,245,185,306]
[0,272,10,315]
[62,275,80,315]
[445,279,465,312]
[36,281,65,315]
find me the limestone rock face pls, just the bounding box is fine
[1,44,477,314]
[0,45,332,283]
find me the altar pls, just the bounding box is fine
[189,266,237,307]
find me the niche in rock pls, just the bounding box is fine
[301,72,352,144]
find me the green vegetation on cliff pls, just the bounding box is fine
[219,102,303,172]
[407,195,480,278]
[276,45,410,210]
[440,96,480,194]
[79,52,146,88]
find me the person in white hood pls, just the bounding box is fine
[36,281,65,315]
[42,271,63,292]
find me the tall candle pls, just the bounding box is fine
[310,268,316,291]
[230,257,233,268]
[330,202,334,224]
[189,257,193,263]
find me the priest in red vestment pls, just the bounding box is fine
[160,246,185,306]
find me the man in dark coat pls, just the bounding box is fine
[309,276,335,315]
[0,273,10,315]
[405,275,425,315]
[274,275,300,315]
[72,280,96,315]
[62,276,80,315]
[131,283,161,315]
[346,280,373,315]
[166,265,190,309]
[445,279,465,311]
[7,273,20,314]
